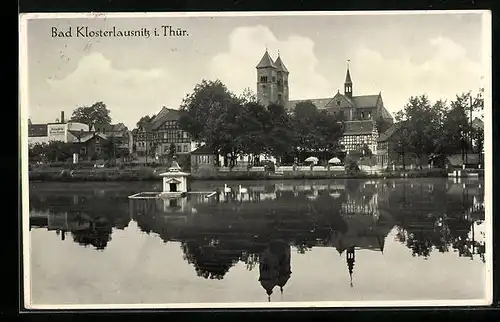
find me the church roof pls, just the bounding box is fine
[256,50,276,69]
[286,98,335,111]
[287,94,381,111]
[351,95,379,108]
[274,55,289,73]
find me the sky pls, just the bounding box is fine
[24,12,488,130]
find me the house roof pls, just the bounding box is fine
[256,50,276,69]
[344,120,376,135]
[472,117,484,130]
[274,55,289,73]
[79,132,108,143]
[28,124,48,137]
[191,144,214,155]
[68,130,93,140]
[377,121,408,142]
[149,107,182,130]
[93,123,128,132]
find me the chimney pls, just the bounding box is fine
[61,111,65,123]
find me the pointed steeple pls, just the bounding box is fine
[344,59,353,98]
[345,65,352,84]
[274,52,289,73]
[376,235,385,254]
[346,246,355,288]
[256,49,276,69]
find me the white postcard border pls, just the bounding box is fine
[19,10,493,310]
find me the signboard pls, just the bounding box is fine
[47,124,67,142]
[49,125,65,135]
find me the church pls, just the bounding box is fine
[256,50,394,155]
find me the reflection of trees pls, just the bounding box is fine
[181,240,246,280]
[29,188,132,250]
[71,219,113,250]
[385,180,485,260]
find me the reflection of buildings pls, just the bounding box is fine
[29,178,486,292]
[29,189,131,250]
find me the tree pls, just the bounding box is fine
[179,79,244,168]
[266,103,295,163]
[29,141,74,162]
[442,94,472,163]
[167,143,176,160]
[136,114,155,129]
[395,95,443,169]
[70,102,112,128]
[375,116,392,134]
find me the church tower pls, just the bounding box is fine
[274,51,290,106]
[344,60,353,99]
[256,49,279,106]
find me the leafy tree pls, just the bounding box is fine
[70,101,112,128]
[395,95,440,168]
[180,79,252,168]
[136,114,155,129]
[292,101,321,155]
[29,141,74,162]
[167,143,176,160]
[266,103,295,162]
[375,116,392,134]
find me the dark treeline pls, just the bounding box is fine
[179,80,345,167]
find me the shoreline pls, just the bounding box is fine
[28,168,483,182]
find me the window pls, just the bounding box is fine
[96,137,100,144]
[95,147,101,153]
[177,145,182,152]
[177,132,182,139]
[164,146,168,153]
[183,131,188,139]
[260,76,268,83]
[272,77,276,82]
[183,144,188,152]
[278,94,282,101]
[197,155,210,164]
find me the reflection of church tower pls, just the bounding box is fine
[258,241,292,302]
[346,246,355,287]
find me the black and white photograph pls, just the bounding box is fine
[19,11,492,309]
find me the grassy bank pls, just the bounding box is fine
[26,167,482,182]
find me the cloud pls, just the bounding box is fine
[29,52,182,128]
[211,26,484,118]
[351,36,483,114]
[210,25,332,99]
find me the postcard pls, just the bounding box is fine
[19,10,492,310]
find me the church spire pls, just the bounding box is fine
[274,51,289,73]
[344,59,353,98]
[256,48,276,69]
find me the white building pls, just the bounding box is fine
[28,111,90,145]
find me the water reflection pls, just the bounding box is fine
[29,179,486,299]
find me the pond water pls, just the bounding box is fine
[26,178,488,307]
